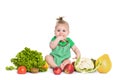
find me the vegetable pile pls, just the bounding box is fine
[6,47,48,72]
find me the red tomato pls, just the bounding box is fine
[17,66,27,74]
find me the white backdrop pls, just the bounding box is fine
[0,0,120,80]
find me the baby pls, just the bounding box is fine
[45,17,81,70]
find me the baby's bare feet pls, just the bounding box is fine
[60,59,71,70]
[60,63,64,70]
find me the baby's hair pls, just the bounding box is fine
[55,17,69,29]
[56,17,65,24]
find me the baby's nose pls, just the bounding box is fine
[60,32,63,35]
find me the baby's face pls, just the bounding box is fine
[55,24,69,39]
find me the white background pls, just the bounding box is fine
[0,0,120,80]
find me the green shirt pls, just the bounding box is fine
[51,36,74,48]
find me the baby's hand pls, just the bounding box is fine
[72,55,80,59]
[72,56,77,59]
[57,36,65,41]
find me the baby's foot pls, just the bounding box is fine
[60,60,71,70]
[60,63,64,70]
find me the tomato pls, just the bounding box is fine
[17,66,27,74]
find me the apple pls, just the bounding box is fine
[64,64,74,74]
[53,67,62,75]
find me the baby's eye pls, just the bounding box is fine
[57,30,60,32]
[63,30,66,32]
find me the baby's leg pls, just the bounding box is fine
[45,55,57,68]
[60,59,71,70]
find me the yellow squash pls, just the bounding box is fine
[95,54,112,73]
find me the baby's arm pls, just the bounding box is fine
[50,36,64,49]
[71,45,81,59]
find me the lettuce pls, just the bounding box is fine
[10,47,47,72]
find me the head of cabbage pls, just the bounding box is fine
[74,57,101,73]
